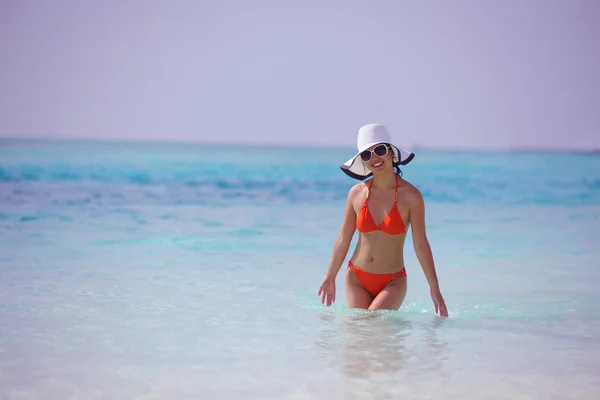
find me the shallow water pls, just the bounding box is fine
[1,139,599,399]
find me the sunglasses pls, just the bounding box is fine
[360,144,390,162]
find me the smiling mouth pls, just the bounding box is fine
[372,161,384,168]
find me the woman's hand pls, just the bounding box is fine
[430,286,448,317]
[318,277,336,307]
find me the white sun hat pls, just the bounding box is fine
[340,123,415,180]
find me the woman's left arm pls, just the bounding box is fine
[409,187,449,317]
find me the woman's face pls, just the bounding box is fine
[361,143,394,174]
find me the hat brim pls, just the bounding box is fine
[340,143,415,180]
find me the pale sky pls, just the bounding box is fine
[1,0,599,150]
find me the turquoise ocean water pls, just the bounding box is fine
[1,139,599,399]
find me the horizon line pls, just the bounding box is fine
[1,135,599,155]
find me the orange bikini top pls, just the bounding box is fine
[356,176,406,235]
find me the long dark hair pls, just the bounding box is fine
[394,163,403,178]
[386,143,403,177]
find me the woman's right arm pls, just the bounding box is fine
[323,186,358,280]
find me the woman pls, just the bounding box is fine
[318,123,448,316]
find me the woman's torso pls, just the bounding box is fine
[349,177,412,274]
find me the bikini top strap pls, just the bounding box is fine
[365,178,374,200]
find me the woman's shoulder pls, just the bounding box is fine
[347,181,369,199]
[398,178,424,203]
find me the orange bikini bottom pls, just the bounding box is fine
[348,261,407,297]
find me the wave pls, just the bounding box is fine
[1,141,599,207]
[0,175,598,208]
